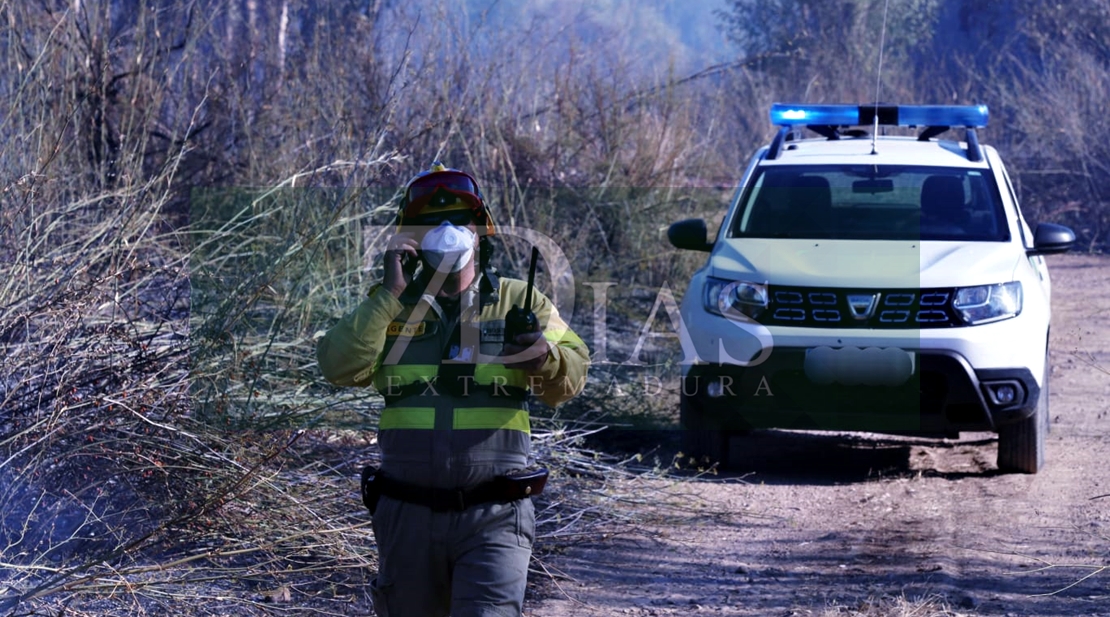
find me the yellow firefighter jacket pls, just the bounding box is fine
[317,272,589,489]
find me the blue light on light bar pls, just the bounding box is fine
[769,104,861,126]
[769,103,989,128]
[898,105,989,128]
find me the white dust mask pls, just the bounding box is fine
[420,221,476,273]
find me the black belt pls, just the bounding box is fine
[361,467,548,514]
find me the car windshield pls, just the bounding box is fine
[729,165,1010,241]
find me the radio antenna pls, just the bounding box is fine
[871,0,891,155]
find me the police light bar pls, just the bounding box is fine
[769,103,989,128]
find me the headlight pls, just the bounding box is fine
[953,282,1022,325]
[704,277,768,320]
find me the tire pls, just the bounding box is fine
[680,393,731,467]
[1043,368,1052,436]
[996,361,1048,474]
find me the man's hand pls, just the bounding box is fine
[503,330,550,372]
[383,233,420,298]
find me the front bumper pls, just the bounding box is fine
[683,349,1039,435]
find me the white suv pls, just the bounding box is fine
[669,104,1075,473]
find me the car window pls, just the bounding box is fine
[729,165,1010,242]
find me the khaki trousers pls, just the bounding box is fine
[370,495,535,616]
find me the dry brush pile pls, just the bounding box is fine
[0,165,688,613]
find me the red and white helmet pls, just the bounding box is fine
[398,162,496,236]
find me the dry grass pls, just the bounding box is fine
[2,2,1107,615]
[815,593,972,616]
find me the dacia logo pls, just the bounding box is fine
[847,293,879,320]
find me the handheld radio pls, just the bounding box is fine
[504,247,540,345]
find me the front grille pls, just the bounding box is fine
[760,286,959,328]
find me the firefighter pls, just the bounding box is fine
[316,163,590,616]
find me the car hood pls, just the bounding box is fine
[708,239,1021,288]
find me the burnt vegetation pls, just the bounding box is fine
[1,0,1107,614]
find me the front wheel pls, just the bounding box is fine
[996,360,1048,474]
[680,393,731,468]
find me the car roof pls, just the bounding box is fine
[759,135,994,169]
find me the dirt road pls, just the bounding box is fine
[528,253,1110,617]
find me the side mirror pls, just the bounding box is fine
[667,218,713,252]
[1027,223,1076,256]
